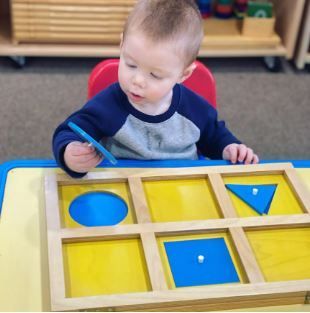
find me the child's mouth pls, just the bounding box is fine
[129,92,144,102]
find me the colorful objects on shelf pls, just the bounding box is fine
[215,0,234,19]
[197,0,212,18]
[234,0,249,18]
[197,0,273,20]
[247,1,273,18]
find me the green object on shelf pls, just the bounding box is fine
[217,0,233,4]
[247,1,273,18]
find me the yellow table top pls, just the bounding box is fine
[0,166,309,311]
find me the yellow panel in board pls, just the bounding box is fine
[63,238,151,297]
[58,182,136,227]
[143,178,221,222]
[246,228,310,282]
[157,232,248,289]
[223,175,303,217]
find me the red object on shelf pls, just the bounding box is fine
[201,12,212,18]
[216,4,234,14]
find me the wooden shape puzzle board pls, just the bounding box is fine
[44,163,310,311]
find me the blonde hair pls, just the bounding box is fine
[123,0,204,65]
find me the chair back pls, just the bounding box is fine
[88,59,216,108]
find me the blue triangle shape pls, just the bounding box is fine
[225,184,278,215]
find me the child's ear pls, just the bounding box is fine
[178,62,196,83]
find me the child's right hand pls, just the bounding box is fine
[64,141,103,173]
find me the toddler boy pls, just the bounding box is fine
[53,0,258,178]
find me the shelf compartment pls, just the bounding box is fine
[11,0,136,44]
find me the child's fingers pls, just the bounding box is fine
[237,144,248,163]
[69,141,95,156]
[228,145,238,163]
[95,154,104,166]
[253,154,259,164]
[74,150,100,165]
[224,144,259,166]
[72,153,103,172]
[85,153,103,170]
[244,148,254,164]
[88,152,103,166]
[81,142,96,153]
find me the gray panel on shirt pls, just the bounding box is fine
[104,113,200,160]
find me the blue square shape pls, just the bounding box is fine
[164,238,240,287]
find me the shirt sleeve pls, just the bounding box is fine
[177,84,241,160]
[197,106,241,159]
[52,84,127,177]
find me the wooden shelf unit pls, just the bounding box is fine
[0,0,306,59]
[295,0,310,69]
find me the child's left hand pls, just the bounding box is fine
[223,143,259,165]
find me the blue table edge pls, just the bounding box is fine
[0,159,309,215]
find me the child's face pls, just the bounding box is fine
[118,31,190,106]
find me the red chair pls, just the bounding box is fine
[88,59,216,108]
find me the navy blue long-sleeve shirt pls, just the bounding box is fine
[53,83,241,177]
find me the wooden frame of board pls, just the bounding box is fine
[44,163,310,311]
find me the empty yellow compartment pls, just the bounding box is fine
[246,228,310,282]
[63,238,151,297]
[143,178,221,222]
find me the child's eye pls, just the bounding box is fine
[126,63,136,69]
[151,73,162,80]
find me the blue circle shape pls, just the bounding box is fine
[69,191,128,227]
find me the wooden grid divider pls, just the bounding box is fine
[58,214,310,242]
[44,173,66,302]
[229,227,265,283]
[128,177,151,223]
[284,168,310,214]
[50,280,310,312]
[57,172,128,185]
[208,173,238,218]
[130,291,307,312]
[208,173,265,283]
[45,173,62,230]
[54,163,294,184]
[48,232,67,301]
[132,163,293,180]
[151,214,310,234]
[128,177,168,291]
[140,232,168,291]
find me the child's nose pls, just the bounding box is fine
[132,73,146,88]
